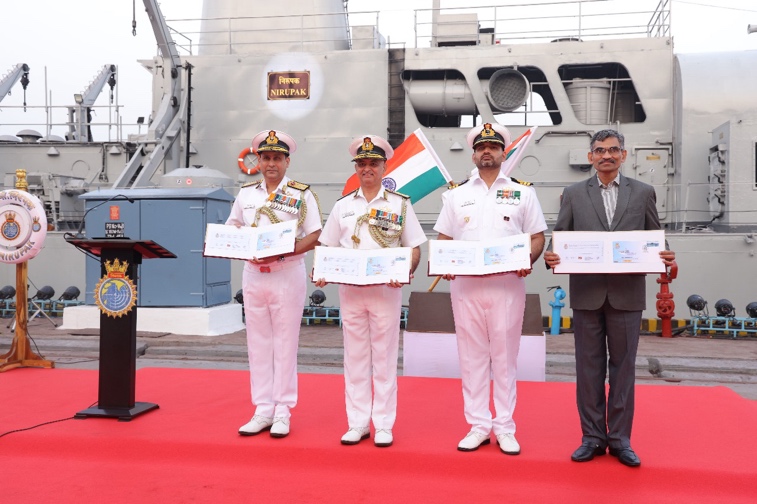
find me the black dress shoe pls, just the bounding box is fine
[571,442,606,462]
[609,447,641,467]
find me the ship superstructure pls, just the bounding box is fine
[0,0,755,322]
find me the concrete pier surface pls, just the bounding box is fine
[3,317,756,400]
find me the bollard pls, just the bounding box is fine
[548,286,566,335]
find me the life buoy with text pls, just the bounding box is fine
[238,147,260,175]
[0,190,48,264]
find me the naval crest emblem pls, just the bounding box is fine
[94,258,137,318]
[1,212,19,240]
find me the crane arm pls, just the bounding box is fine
[78,65,117,106]
[0,63,30,104]
[111,0,185,188]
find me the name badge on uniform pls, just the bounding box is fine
[342,210,355,219]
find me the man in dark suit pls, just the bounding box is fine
[543,129,675,467]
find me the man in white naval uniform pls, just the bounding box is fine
[434,123,546,455]
[227,129,322,438]
[316,135,426,448]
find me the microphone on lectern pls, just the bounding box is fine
[71,194,135,240]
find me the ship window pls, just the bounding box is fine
[558,63,646,124]
[403,66,561,129]
[477,66,561,127]
[402,69,465,128]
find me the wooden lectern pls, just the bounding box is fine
[67,238,175,421]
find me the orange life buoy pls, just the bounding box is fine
[238,147,260,175]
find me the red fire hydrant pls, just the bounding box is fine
[656,262,678,338]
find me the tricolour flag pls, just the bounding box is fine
[501,126,538,176]
[341,129,452,203]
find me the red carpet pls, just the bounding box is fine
[2,368,756,503]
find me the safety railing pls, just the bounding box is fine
[162,1,671,55]
[691,316,757,338]
[413,0,671,47]
[301,305,408,328]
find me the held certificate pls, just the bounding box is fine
[312,246,413,285]
[552,230,666,274]
[427,233,532,276]
[203,221,297,260]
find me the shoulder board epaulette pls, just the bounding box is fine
[287,180,310,191]
[510,177,533,187]
[241,179,262,188]
[338,189,358,200]
[447,178,469,190]
[386,189,410,199]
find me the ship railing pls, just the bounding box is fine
[168,27,194,55]
[647,0,672,38]
[165,10,357,55]
[162,1,670,55]
[413,0,671,48]
[0,103,140,144]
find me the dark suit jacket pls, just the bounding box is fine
[552,174,661,311]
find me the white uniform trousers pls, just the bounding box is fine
[242,259,306,419]
[449,273,526,435]
[339,284,402,430]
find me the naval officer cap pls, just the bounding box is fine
[466,122,511,150]
[252,129,297,155]
[349,134,394,162]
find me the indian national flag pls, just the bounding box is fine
[502,126,538,176]
[342,129,451,203]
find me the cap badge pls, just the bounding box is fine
[361,137,374,152]
[481,123,495,138]
[266,131,279,146]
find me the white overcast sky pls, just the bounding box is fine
[1,0,755,139]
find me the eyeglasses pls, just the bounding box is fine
[590,146,623,156]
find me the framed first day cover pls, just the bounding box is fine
[428,234,532,276]
[203,221,297,260]
[552,230,666,274]
[312,246,413,285]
